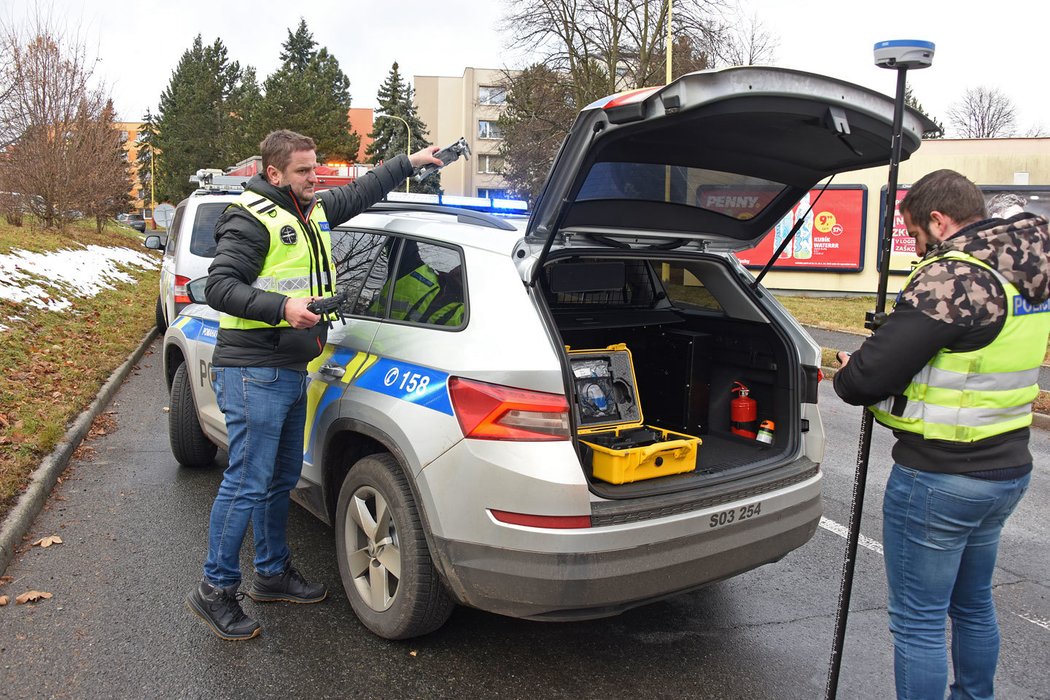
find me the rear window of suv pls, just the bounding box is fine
[576,163,787,221]
[189,202,229,257]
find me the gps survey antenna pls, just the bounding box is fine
[824,39,935,700]
[414,137,471,182]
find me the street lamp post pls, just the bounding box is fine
[378,114,411,192]
[666,0,673,84]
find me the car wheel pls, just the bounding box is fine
[335,453,455,639]
[168,362,217,468]
[155,296,167,334]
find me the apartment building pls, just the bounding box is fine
[414,67,517,198]
[115,121,145,209]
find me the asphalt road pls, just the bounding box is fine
[1,340,1048,699]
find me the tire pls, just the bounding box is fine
[168,363,217,468]
[335,453,455,639]
[155,296,167,334]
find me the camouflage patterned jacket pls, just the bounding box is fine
[834,212,1050,474]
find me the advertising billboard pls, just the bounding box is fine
[734,186,868,272]
[880,185,1050,274]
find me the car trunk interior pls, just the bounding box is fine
[540,253,802,497]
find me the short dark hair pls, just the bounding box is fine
[899,169,986,231]
[260,129,316,174]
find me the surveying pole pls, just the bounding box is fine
[823,39,935,700]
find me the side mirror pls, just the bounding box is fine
[187,277,209,305]
[143,234,164,250]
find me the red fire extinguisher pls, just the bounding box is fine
[731,381,758,439]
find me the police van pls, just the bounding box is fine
[161,66,934,640]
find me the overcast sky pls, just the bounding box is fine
[4,0,1048,137]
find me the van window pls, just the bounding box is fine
[189,202,229,257]
[576,163,786,221]
[662,263,724,312]
[330,229,389,313]
[361,238,466,328]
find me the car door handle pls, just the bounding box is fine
[318,364,345,379]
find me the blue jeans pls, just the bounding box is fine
[882,463,1030,700]
[204,366,308,588]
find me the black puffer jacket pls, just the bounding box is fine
[834,213,1050,473]
[205,155,413,369]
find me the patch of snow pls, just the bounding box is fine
[0,245,157,322]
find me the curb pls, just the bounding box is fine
[0,327,159,575]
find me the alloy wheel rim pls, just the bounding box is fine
[345,485,401,611]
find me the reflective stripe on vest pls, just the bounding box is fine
[869,250,1050,442]
[389,266,440,321]
[219,192,336,330]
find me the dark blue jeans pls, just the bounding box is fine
[882,463,1030,700]
[204,366,308,588]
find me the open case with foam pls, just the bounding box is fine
[569,343,701,484]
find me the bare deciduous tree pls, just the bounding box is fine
[501,0,728,107]
[947,86,1017,138]
[715,12,778,66]
[497,0,733,201]
[0,14,128,230]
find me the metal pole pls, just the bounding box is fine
[824,65,910,700]
[666,0,673,84]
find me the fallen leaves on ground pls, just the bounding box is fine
[15,590,52,604]
[33,535,62,548]
[0,575,12,586]
[0,595,8,606]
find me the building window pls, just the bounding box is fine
[478,188,511,199]
[478,86,507,106]
[478,120,503,140]
[477,155,504,174]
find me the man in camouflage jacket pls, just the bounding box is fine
[834,169,1050,699]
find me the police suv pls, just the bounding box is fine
[162,67,932,640]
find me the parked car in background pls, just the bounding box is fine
[143,183,242,333]
[126,213,147,233]
[159,67,934,640]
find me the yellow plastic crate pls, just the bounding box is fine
[569,344,701,484]
[581,426,700,484]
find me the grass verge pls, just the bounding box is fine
[0,219,159,520]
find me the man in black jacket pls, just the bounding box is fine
[186,129,441,641]
[834,169,1050,698]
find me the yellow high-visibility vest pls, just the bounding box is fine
[869,250,1050,442]
[219,192,336,330]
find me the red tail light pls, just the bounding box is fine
[448,377,570,441]
[173,274,191,304]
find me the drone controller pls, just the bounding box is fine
[414,137,471,182]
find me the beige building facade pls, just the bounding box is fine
[414,67,516,199]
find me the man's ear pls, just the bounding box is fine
[927,210,955,241]
[265,164,282,187]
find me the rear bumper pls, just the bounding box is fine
[432,476,822,620]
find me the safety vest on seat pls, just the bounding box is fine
[219,192,336,330]
[869,250,1050,442]
[389,265,440,321]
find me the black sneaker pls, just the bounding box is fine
[186,581,261,641]
[248,563,327,604]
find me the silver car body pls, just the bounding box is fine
[162,66,931,630]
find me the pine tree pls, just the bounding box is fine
[154,35,253,201]
[367,62,437,194]
[252,20,360,163]
[135,109,158,207]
